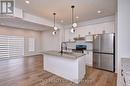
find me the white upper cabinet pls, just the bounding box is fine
[85,35,93,42]
[63,21,115,42]
[76,22,115,36]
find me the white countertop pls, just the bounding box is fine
[43,50,86,59]
[122,58,130,73]
[121,58,130,85]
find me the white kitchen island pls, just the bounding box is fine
[43,51,86,84]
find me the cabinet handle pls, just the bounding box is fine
[121,69,123,76]
[123,77,126,86]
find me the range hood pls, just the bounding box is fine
[73,34,85,41]
[73,37,85,41]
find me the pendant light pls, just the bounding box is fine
[52,12,58,35]
[53,12,58,31]
[71,27,75,33]
[52,31,56,35]
[71,5,77,33]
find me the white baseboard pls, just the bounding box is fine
[24,52,43,57]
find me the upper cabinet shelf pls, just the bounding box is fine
[73,37,85,41]
[85,35,93,42]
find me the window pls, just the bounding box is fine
[1,1,14,14]
[28,38,35,52]
[0,35,9,58]
[0,35,24,59]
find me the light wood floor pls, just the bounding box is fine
[0,55,117,86]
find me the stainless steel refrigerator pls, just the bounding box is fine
[93,33,115,72]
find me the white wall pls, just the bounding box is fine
[41,30,60,51]
[118,0,130,58]
[117,0,130,86]
[0,25,42,56]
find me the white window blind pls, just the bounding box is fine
[0,35,24,59]
[0,36,9,58]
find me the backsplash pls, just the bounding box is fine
[66,41,93,51]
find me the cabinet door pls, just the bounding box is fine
[76,28,87,37]
[85,35,93,42]
[93,53,100,68]
[86,51,93,66]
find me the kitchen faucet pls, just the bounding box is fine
[60,42,67,54]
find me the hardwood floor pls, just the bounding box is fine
[0,55,117,86]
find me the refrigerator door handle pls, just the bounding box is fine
[93,52,114,55]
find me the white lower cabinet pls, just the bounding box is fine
[85,51,93,66]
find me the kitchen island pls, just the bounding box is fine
[43,51,86,84]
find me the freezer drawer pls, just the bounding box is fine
[100,54,114,71]
[93,53,114,71]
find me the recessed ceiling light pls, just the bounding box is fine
[25,0,30,4]
[97,10,102,14]
[76,16,79,19]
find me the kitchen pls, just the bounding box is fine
[43,17,115,83]
[0,0,129,86]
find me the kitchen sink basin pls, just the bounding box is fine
[58,51,73,55]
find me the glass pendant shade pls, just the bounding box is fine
[52,31,56,35]
[71,28,75,33]
[70,5,77,33]
[54,26,58,30]
[53,12,58,31]
[72,23,77,28]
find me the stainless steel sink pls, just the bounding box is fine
[58,51,73,55]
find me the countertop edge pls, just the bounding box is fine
[43,51,86,59]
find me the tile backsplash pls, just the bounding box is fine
[66,41,93,50]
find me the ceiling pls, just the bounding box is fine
[0,17,52,31]
[15,0,117,25]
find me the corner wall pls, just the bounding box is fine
[117,0,130,86]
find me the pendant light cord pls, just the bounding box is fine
[53,12,56,27]
[71,5,74,27]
